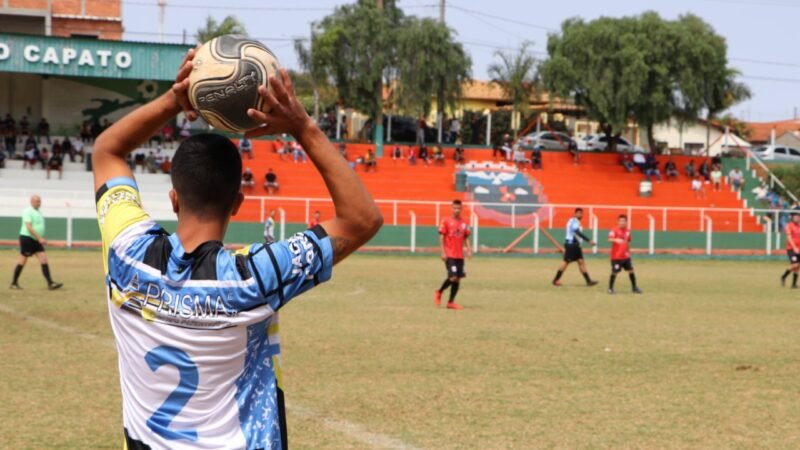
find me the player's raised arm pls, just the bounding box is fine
[92,48,198,192]
[246,70,382,263]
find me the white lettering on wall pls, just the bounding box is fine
[42,47,59,64]
[115,51,132,69]
[0,44,9,61]
[23,45,40,62]
[97,50,111,67]
[78,49,95,66]
[62,48,77,65]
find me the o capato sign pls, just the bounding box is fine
[0,33,192,81]
[0,42,132,69]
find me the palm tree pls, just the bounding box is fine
[196,16,248,43]
[488,41,538,137]
[704,68,752,154]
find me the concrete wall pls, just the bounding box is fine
[0,72,42,122]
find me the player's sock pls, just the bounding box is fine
[609,274,616,290]
[12,264,23,285]
[448,282,460,302]
[794,273,799,288]
[582,272,592,284]
[439,279,452,293]
[629,273,638,289]
[553,270,563,282]
[41,264,53,284]
[782,270,792,281]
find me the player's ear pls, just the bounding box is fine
[169,189,179,214]
[230,192,245,217]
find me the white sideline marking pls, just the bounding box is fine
[0,302,421,450]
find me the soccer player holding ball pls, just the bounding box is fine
[434,199,472,310]
[93,46,381,449]
[781,212,800,288]
[607,214,642,295]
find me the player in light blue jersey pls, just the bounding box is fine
[553,208,598,287]
[92,49,383,450]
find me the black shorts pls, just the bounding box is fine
[788,250,799,264]
[563,243,584,263]
[19,235,44,256]
[611,259,634,274]
[445,258,466,278]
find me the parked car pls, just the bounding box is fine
[578,134,644,152]
[751,145,800,162]
[519,131,577,151]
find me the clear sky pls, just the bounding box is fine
[123,0,800,122]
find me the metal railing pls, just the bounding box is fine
[746,148,799,204]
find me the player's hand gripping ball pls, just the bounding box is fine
[188,35,281,133]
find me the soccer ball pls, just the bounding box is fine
[188,35,281,133]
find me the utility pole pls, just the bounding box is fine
[439,0,445,23]
[157,0,167,43]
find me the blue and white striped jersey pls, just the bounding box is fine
[565,217,584,245]
[96,177,333,450]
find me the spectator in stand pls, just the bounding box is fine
[699,160,710,181]
[619,153,634,172]
[239,137,253,160]
[532,145,543,170]
[101,118,112,132]
[38,147,49,169]
[644,154,662,182]
[241,168,255,188]
[160,156,172,174]
[23,145,37,169]
[448,117,461,143]
[144,151,158,173]
[309,210,321,229]
[685,160,696,178]
[162,124,174,149]
[46,149,63,180]
[664,159,679,181]
[264,168,279,194]
[36,117,50,144]
[4,114,17,155]
[753,183,769,204]
[24,134,38,151]
[513,143,529,170]
[710,165,723,191]
[90,119,102,139]
[80,120,92,143]
[632,152,646,172]
[470,116,481,145]
[292,141,307,163]
[62,135,72,157]
[4,113,15,133]
[500,142,513,161]
[71,136,85,163]
[454,145,465,164]
[126,153,135,171]
[0,149,5,168]
[51,139,62,158]
[728,167,744,191]
[391,145,403,162]
[179,118,191,140]
[692,175,705,199]
[418,146,429,165]
[19,116,30,139]
[568,140,580,165]
[408,147,418,166]
[416,116,428,146]
[432,146,446,166]
[364,148,377,172]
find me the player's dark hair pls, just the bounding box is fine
[619,214,628,220]
[171,133,242,219]
[575,208,583,213]
[453,200,463,206]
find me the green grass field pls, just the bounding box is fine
[1,249,800,449]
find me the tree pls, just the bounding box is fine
[394,18,472,126]
[196,15,247,43]
[542,12,750,153]
[313,0,404,146]
[488,41,539,137]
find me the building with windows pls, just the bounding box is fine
[0,0,190,135]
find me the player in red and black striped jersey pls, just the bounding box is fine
[608,215,642,295]
[434,199,472,310]
[781,213,800,288]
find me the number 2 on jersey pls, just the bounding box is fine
[144,345,199,441]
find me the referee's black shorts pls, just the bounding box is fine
[563,242,584,262]
[19,235,44,256]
